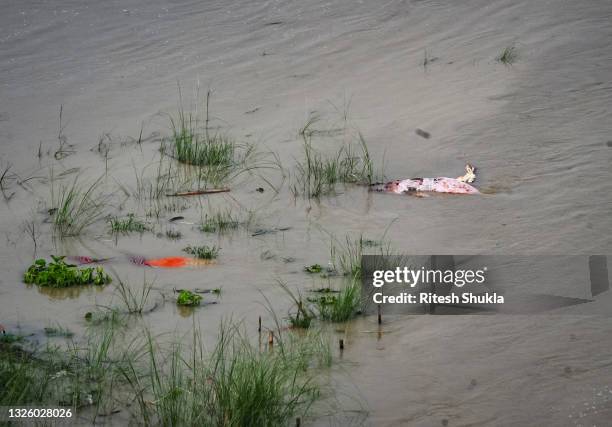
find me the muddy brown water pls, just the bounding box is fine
[2,0,612,425]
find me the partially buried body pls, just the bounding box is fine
[370,164,479,195]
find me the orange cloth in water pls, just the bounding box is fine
[144,256,190,268]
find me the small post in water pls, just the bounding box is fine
[258,316,262,333]
[378,304,382,324]
[339,339,344,351]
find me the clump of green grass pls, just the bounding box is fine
[0,333,23,344]
[315,278,361,322]
[115,277,154,314]
[44,325,74,338]
[292,132,378,198]
[200,209,240,233]
[168,89,235,168]
[165,228,182,240]
[51,175,105,237]
[497,44,518,65]
[278,281,316,329]
[24,256,112,288]
[108,213,149,234]
[176,290,202,306]
[121,323,325,426]
[183,245,219,259]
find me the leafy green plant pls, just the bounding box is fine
[183,245,219,259]
[176,290,202,306]
[108,213,149,234]
[23,256,112,288]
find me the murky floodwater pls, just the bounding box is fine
[2,0,612,425]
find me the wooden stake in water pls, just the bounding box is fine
[339,339,344,350]
[378,304,382,324]
[258,316,262,333]
[296,417,301,427]
[268,330,274,347]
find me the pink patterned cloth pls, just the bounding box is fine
[372,177,479,194]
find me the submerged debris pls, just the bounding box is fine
[251,226,291,236]
[166,188,230,197]
[415,128,431,139]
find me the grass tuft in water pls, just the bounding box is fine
[315,278,361,323]
[108,213,149,234]
[200,209,240,233]
[278,281,316,329]
[120,322,325,425]
[51,175,105,237]
[115,277,154,314]
[497,44,518,65]
[183,245,219,259]
[292,132,378,198]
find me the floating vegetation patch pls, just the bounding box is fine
[183,245,219,260]
[304,264,323,274]
[24,256,112,288]
[176,290,202,306]
[108,213,149,234]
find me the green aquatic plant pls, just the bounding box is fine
[200,210,240,233]
[497,44,518,65]
[315,278,361,322]
[24,256,112,288]
[304,264,323,273]
[120,322,326,426]
[176,290,202,306]
[108,213,150,234]
[292,132,378,198]
[168,88,235,168]
[183,245,219,259]
[44,325,74,338]
[278,281,316,329]
[51,175,105,237]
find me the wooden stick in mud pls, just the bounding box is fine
[166,188,230,197]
